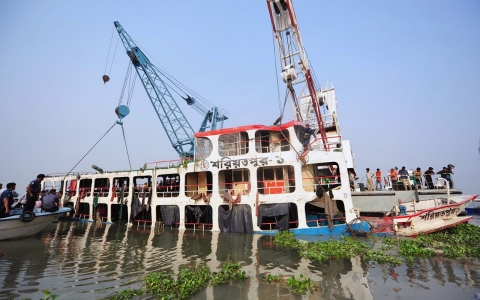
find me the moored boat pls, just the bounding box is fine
[0,208,71,240]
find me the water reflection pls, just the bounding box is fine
[0,221,479,299]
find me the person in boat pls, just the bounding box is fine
[302,124,316,151]
[366,168,374,191]
[42,189,60,212]
[413,167,423,190]
[25,174,45,212]
[389,168,398,191]
[398,166,411,191]
[375,168,382,191]
[0,182,16,218]
[424,167,435,189]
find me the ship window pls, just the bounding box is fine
[43,180,54,190]
[255,130,290,153]
[113,177,130,198]
[257,166,295,194]
[79,179,92,197]
[65,179,77,196]
[185,171,212,198]
[218,132,249,157]
[302,162,341,192]
[218,169,250,196]
[93,178,110,197]
[133,176,152,199]
[156,173,180,198]
[195,137,213,160]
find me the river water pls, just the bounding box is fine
[1,220,480,300]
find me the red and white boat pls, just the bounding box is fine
[363,180,477,236]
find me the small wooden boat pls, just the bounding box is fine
[0,207,71,240]
[363,194,477,236]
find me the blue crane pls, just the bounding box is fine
[113,21,227,157]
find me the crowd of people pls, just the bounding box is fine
[352,165,455,192]
[0,174,61,218]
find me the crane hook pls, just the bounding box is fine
[102,75,110,84]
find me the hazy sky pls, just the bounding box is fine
[1,1,479,195]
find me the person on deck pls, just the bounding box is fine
[398,166,411,190]
[424,167,435,189]
[366,168,374,191]
[349,170,356,192]
[375,168,382,191]
[0,182,16,218]
[42,189,60,212]
[302,124,316,151]
[389,168,398,191]
[413,167,423,190]
[437,166,453,188]
[25,174,45,212]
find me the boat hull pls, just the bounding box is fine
[0,208,71,240]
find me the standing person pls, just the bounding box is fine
[424,167,435,189]
[302,124,316,151]
[389,168,398,191]
[413,167,423,190]
[42,189,60,212]
[366,168,374,191]
[398,167,411,190]
[0,183,4,194]
[25,174,45,212]
[375,168,382,191]
[447,164,455,188]
[437,167,451,188]
[0,182,16,218]
[349,170,356,192]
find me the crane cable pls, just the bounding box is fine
[271,31,282,113]
[63,121,117,181]
[120,123,132,170]
[104,29,119,78]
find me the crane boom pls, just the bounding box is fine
[266,0,329,150]
[114,21,199,157]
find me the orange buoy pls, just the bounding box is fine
[102,75,110,84]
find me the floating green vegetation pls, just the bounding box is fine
[211,261,246,286]
[286,274,319,295]
[383,223,480,260]
[273,223,480,266]
[266,274,281,283]
[109,289,144,300]
[143,265,212,300]
[109,262,244,300]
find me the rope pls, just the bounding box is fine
[63,121,117,181]
[121,123,132,170]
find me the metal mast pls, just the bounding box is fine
[266,0,329,150]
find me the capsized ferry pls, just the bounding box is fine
[44,120,368,235]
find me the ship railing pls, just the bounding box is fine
[302,175,341,191]
[308,134,343,152]
[384,173,455,191]
[185,183,214,199]
[256,179,295,195]
[184,222,213,232]
[146,158,191,170]
[218,181,250,196]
